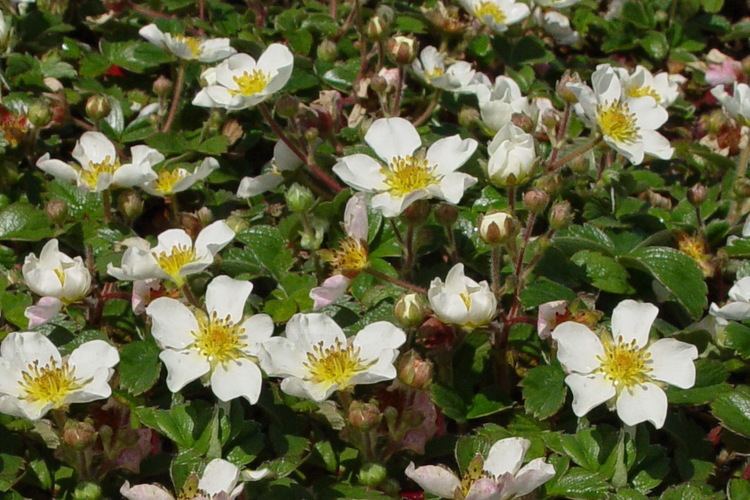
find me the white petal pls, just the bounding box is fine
[332,154,387,192]
[364,117,421,163]
[256,44,294,94]
[68,340,119,381]
[160,349,210,392]
[194,220,235,256]
[75,131,117,165]
[284,312,345,348]
[370,192,411,218]
[641,130,673,160]
[199,459,239,495]
[428,291,469,326]
[505,458,556,498]
[426,135,478,175]
[551,322,604,373]
[405,462,460,498]
[259,338,307,378]
[565,373,616,417]
[611,300,658,348]
[25,297,63,328]
[1,331,60,367]
[197,38,236,63]
[647,338,698,389]
[211,359,263,404]
[146,298,198,349]
[237,173,284,197]
[437,172,477,205]
[240,313,275,351]
[344,193,369,241]
[138,24,166,48]
[120,481,175,500]
[483,437,529,477]
[352,321,406,362]
[205,275,253,323]
[279,377,334,402]
[615,382,668,428]
[36,154,78,182]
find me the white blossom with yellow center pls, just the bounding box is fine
[428,263,497,330]
[552,300,698,428]
[146,276,273,404]
[193,45,294,111]
[614,65,682,108]
[139,24,236,63]
[458,0,530,33]
[36,132,163,193]
[107,220,235,286]
[711,82,750,124]
[22,239,91,304]
[260,313,406,402]
[569,64,674,165]
[333,117,478,217]
[0,332,119,421]
[411,46,477,93]
[142,157,218,197]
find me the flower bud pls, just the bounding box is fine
[45,199,68,225]
[317,39,338,62]
[479,211,515,245]
[348,400,382,431]
[366,17,386,40]
[435,203,458,226]
[376,5,396,25]
[275,95,300,119]
[285,183,315,213]
[226,213,249,233]
[535,173,562,196]
[458,107,480,128]
[511,113,534,133]
[221,119,243,145]
[687,183,707,206]
[397,350,433,389]
[85,95,111,121]
[735,178,750,198]
[63,421,97,450]
[394,293,429,328]
[72,482,102,500]
[403,199,430,224]
[118,189,144,221]
[556,71,581,104]
[28,100,52,128]
[549,201,573,230]
[195,206,213,226]
[523,188,549,214]
[153,75,172,97]
[358,463,387,487]
[386,36,417,65]
[370,75,389,94]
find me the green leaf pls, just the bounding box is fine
[101,41,172,73]
[0,292,32,329]
[119,339,162,396]
[620,247,707,319]
[726,238,750,257]
[226,226,294,280]
[0,454,25,492]
[572,250,633,293]
[135,403,212,450]
[728,479,750,500]
[711,386,750,437]
[519,278,576,309]
[702,0,724,13]
[639,31,670,60]
[431,384,467,423]
[521,363,567,419]
[659,482,721,499]
[465,389,513,420]
[667,358,731,405]
[724,322,750,359]
[554,224,616,256]
[545,468,610,499]
[0,203,55,241]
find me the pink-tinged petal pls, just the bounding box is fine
[24,297,63,328]
[647,338,698,389]
[537,300,567,340]
[344,192,369,241]
[615,382,668,428]
[611,300,658,348]
[120,481,174,500]
[404,462,461,498]
[310,275,350,310]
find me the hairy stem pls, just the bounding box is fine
[548,135,602,171]
[412,90,442,127]
[490,246,503,299]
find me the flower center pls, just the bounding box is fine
[18,359,83,407]
[54,267,66,286]
[426,67,445,80]
[460,455,487,496]
[330,237,368,275]
[192,311,246,365]
[596,101,639,144]
[173,35,203,57]
[460,291,472,310]
[626,85,661,103]
[304,339,368,387]
[80,156,121,189]
[597,338,651,390]
[153,169,188,195]
[231,70,270,97]
[0,109,29,148]
[474,1,506,24]
[382,156,438,196]
[154,244,197,284]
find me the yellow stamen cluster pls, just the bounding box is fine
[597,101,639,144]
[382,156,438,196]
[173,35,203,58]
[596,337,652,390]
[18,358,82,407]
[460,455,487,497]
[153,169,188,195]
[330,237,368,275]
[154,244,197,284]
[304,339,367,387]
[231,70,270,97]
[474,1,507,24]
[80,156,121,189]
[626,86,661,103]
[425,67,445,80]
[192,311,246,365]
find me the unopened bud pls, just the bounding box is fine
[556,71,581,104]
[63,421,97,450]
[285,183,315,213]
[523,189,549,214]
[549,201,573,230]
[85,95,111,121]
[222,119,243,145]
[370,75,389,94]
[317,39,338,62]
[386,36,417,65]
[394,293,429,328]
[118,189,143,221]
[153,75,172,97]
[511,113,534,133]
[435,203,458,226]
[195,206,213,226]
[358,463,387,487]
[304,127,320,143]
[403,199,430,224]
[397,350,433,389]
[28,100,52,128]
[534,174,562,196]
[72,482,102,500]
[348,400,381,431]
[734,178,750,197]
[275,94,300,119]
[687,183,707,206]
[458,107,480,128]
[479,211,515,245]
[226,213,249,233]
[366,17,385,40]
[45,199,67,225]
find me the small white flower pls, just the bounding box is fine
[237,141,302,198]
[614,65,681,108]
[710,276,750,323]
[405,436,555,499]
[475,76,530,132]
[411,46,476,93]
[711,82,750,124]
[260,313,406,402]
[459,0,531,33]
[486,123,536,186]
[147,275,272,404]
[22,239,91,303]
[107,220,235,286]
[333,117,478,217]
[0,332,118,421]
[428,263,497,329]
[540,11,580,46]
[36,132,163,192]
[142,157,218,197]
[139,24,236,63]
[192,45,294,111]
[570,64,673,165]
[552,299,698,428]
[537,300,568,339]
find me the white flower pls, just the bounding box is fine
[237,141,302,198]
[120,458,268,500]
[22,239,91,303]
[0,332,118,420]
[537,300,567,339]
[710,276,750,323]
[405,437,555,500]
[146,275,273,404]
[142,157,218,197]
[428,263,497,329]
[486,123,536,186]
[333,117,478,217]
[552,299,698,428]
[139,24,236,63]
[614,65,681,108]
[192,45,294,111]
[475,76,530,132]
[459,0,531,33]
[711,82,750,123]
[36,132,163,192]
[570,64,673,165]
[107,220,235,286]
[540,11,580,46]
[411,46,476,93]
[260,313,406,402]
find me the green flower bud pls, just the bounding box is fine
[286,183,315,213]
[317,39,338,63]
[358,463,387,487]
[394,293,429,328]
[85,95,111,121]
[28,100,52,128]
[72,482,102,500]
[348,401,382,431]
